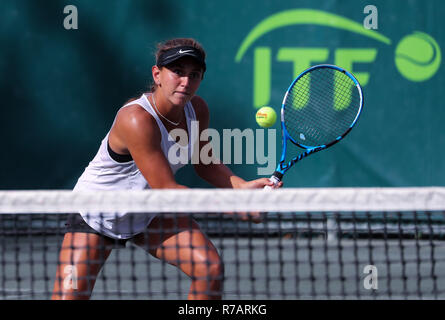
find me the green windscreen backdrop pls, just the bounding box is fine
[0,0,443,189]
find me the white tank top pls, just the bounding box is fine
[74,93,197,239]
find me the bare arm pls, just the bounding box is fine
[111,105,187,189]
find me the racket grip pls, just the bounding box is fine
[264,171,283,189]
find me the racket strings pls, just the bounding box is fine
[284,68,361,147]
[291,71,357,112]
[290,77,357,127]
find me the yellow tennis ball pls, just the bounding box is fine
[255,107,277,128]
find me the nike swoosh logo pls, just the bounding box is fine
[164,49,194,60]
[178,49,193,54]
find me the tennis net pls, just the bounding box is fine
[1,187,445,300]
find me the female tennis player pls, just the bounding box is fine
[52,38,282,300]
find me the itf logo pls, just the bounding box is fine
[235,9,442,109]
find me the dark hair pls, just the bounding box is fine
[150,38,206,92]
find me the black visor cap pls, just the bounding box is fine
[156,46,206,72]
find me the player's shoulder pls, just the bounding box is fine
[190,95,209,119]
[115,103,159,135]
[117,103,153,121]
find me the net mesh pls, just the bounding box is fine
[284,67,361,147]
[1,188,445,300]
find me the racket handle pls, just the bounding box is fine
[264,171,283,189]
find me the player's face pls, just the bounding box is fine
[156,57,204,106]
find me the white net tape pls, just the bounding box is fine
[0,187,444,213]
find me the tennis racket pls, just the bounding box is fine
[265,64,364,188]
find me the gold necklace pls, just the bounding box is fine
[151,94,182,126]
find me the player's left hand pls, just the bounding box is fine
[231,178,282,224]
[238,178,283,189]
